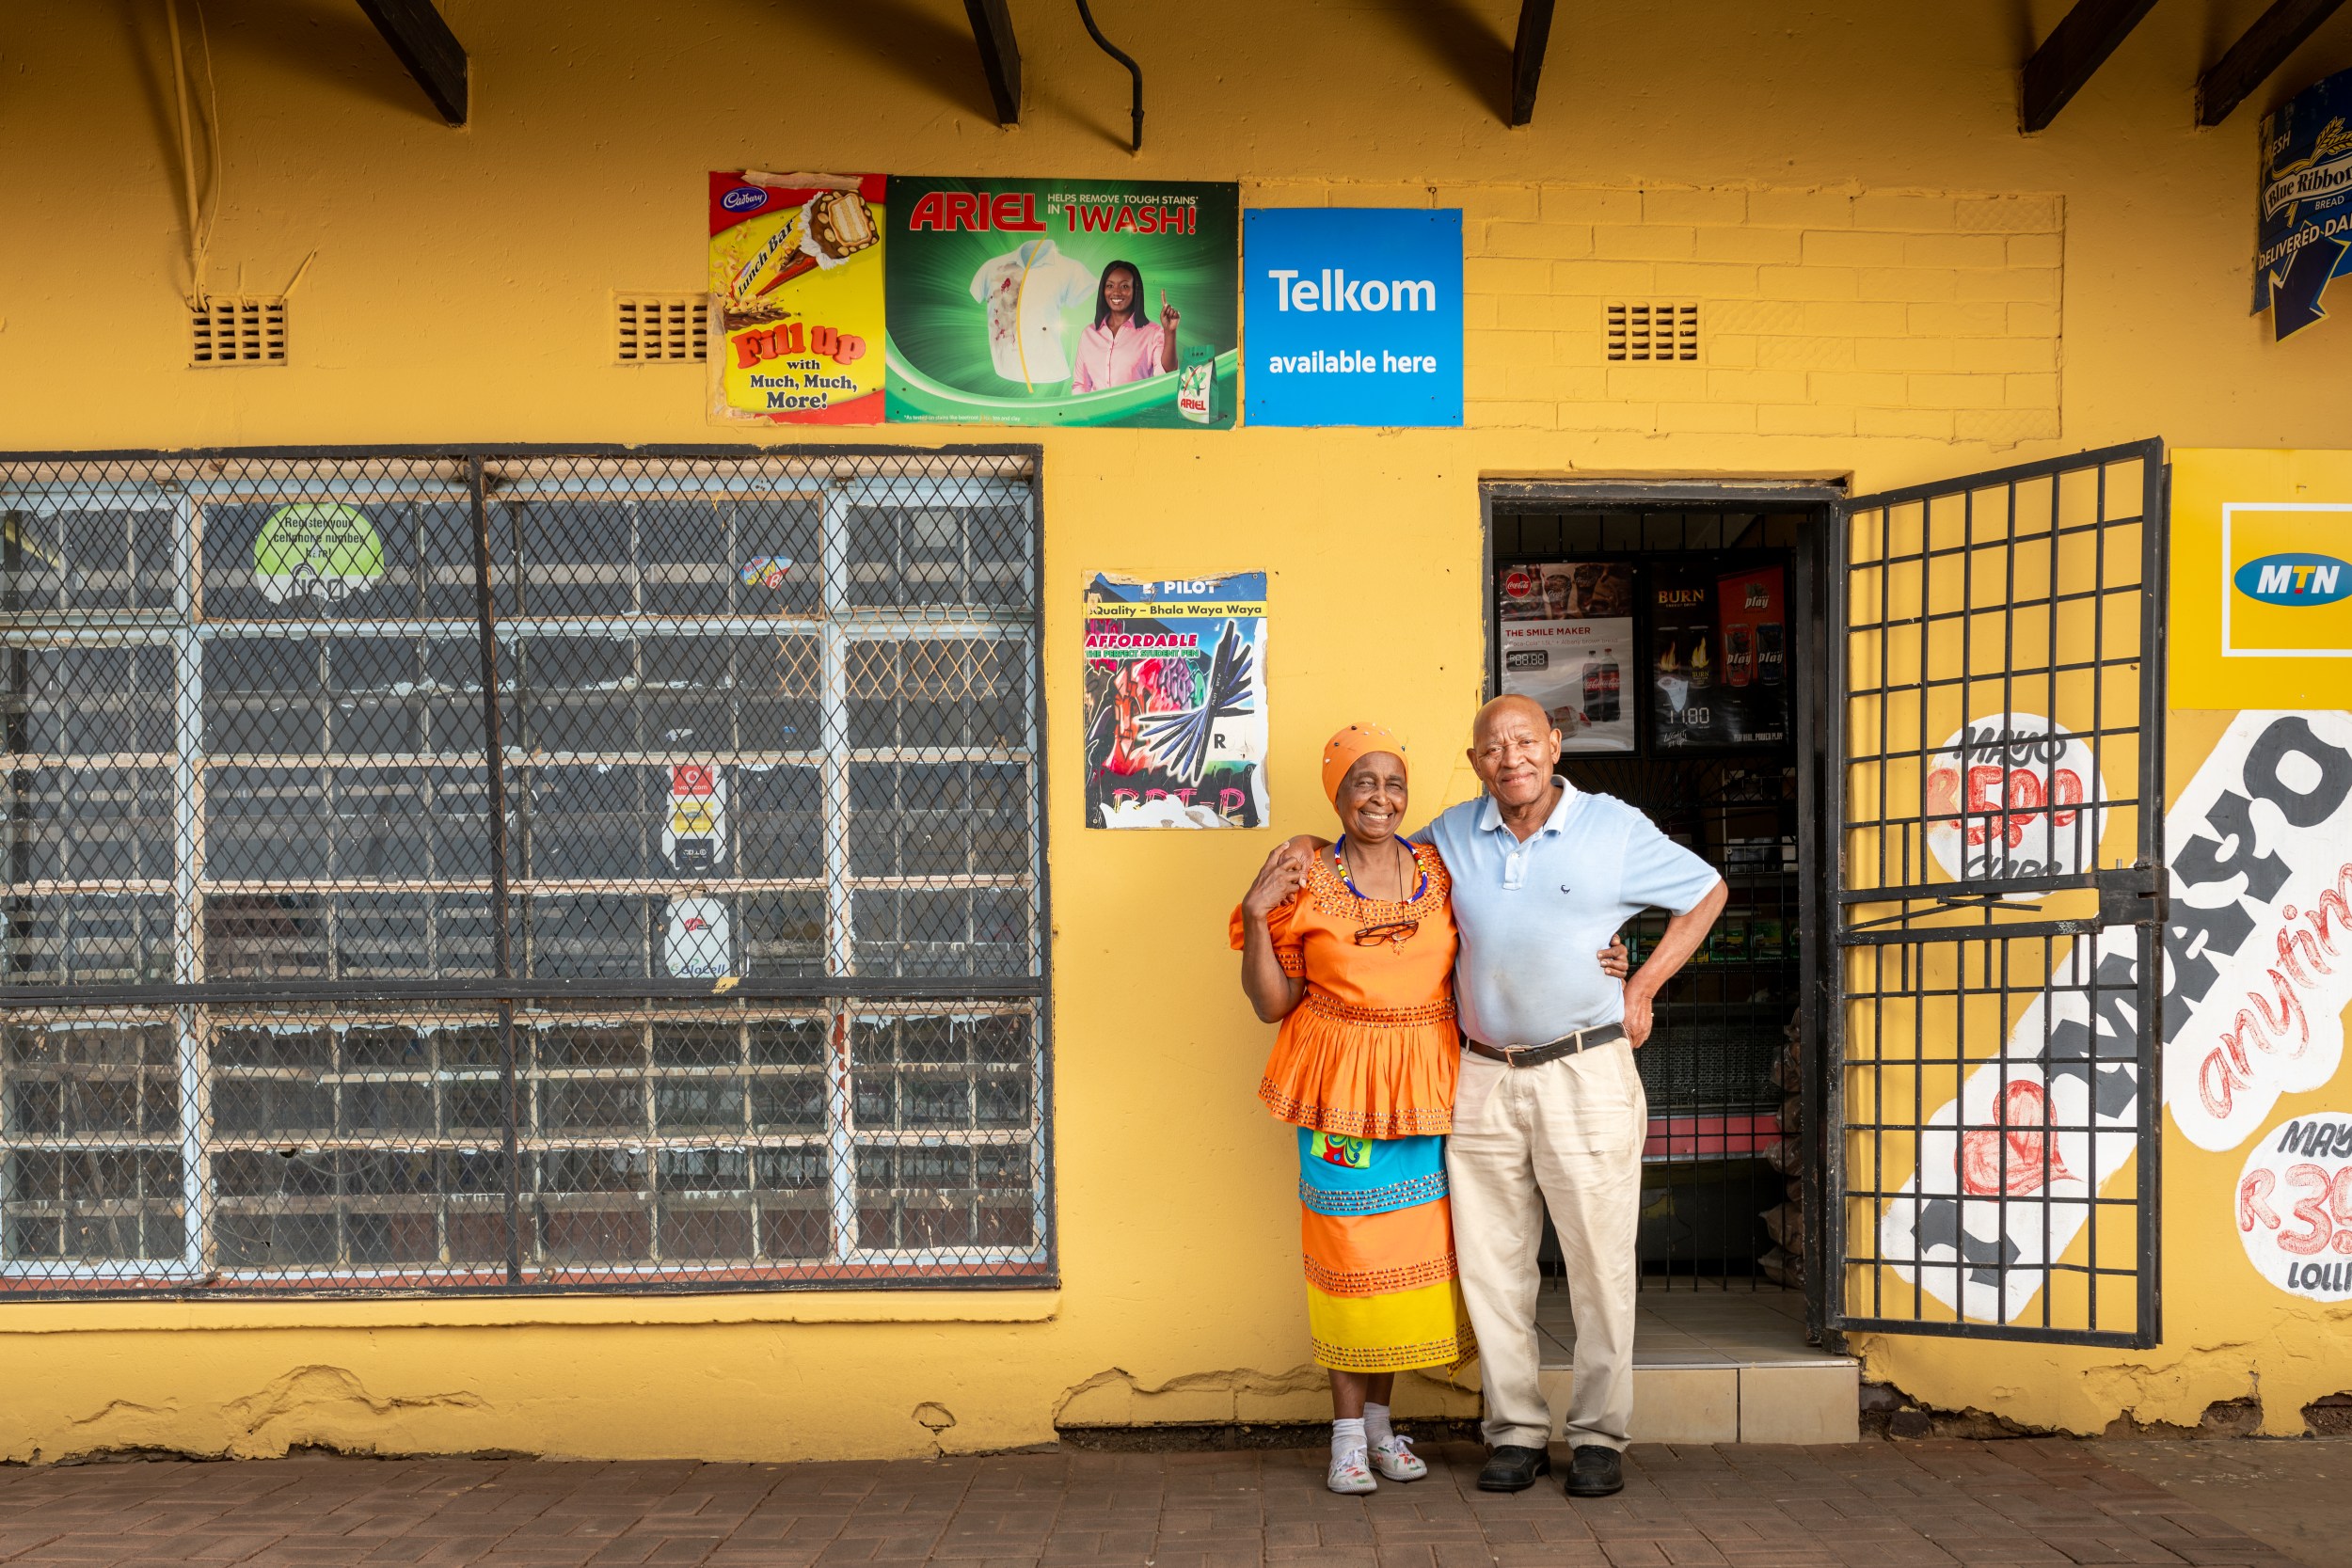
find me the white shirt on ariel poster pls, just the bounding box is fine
[969,239,1097,387]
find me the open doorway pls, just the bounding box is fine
[1483,485,1839,1362]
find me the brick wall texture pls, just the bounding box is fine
[1247,182,2065,443]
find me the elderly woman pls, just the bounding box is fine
[1232,724,1622,1494]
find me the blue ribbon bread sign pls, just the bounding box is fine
[1244,209,1463,426]
[2257,67,2352,341]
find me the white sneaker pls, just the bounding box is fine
[1327,1446,1379,1495]
[1371,1433,1427,1481]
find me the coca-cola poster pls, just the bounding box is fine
[1497,562,1634,753]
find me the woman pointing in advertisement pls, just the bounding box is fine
[1071,259,1180,392]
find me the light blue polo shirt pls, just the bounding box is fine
[1426,778,1723,1048]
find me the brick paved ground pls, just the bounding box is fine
[0,1439,2308,1568]
[2100,1441,2347,1568]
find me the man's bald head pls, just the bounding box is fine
[1467,693,1563,810]
[1472,693,1551,745]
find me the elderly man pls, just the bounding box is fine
[1426,694,1726,1497]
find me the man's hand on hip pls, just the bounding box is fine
[1622,980,1657,1049]
[1618,878,1729,1048]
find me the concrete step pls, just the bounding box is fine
[1536,1360,1859,1444]
[1535,1285,1859,1443]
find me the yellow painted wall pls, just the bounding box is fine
[2,0,2351,1457]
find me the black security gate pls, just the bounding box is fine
[1827,440,2167,1347]
[0,446,1050,1296]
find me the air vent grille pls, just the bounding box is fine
[190,298,288,367]
[615,294,709,363]
[1605,301,1700,362]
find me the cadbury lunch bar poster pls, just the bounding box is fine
[707,171,887,425]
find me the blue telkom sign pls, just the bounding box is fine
[1244,208,1463,427]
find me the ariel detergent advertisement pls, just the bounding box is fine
[708,171,886,424]
[885,177,1239,428]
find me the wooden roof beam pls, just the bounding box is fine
[354,0,467,125]
[2021,0,2161,133]
[964,0,1022,126]
[2198,0,2348,126]
[1509,0,1559,126]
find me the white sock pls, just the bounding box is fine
[1331,1416,1367,1464]
[1363,1402,1394,1449]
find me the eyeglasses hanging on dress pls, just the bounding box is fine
[1333,836,1426,948]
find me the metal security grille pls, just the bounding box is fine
[1490,505,1809,1297]
[1829,440,2165,1347]
[0,447,1049,1295]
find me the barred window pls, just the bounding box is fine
[0,451,1048,1292]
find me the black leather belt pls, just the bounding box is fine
[1464,1023,1626,1067]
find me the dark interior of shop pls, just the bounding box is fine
[1488,507,1810,1296]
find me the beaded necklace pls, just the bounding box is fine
[1331,834,1426,905]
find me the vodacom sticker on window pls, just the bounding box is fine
[2238,1113,2352,1299]
[1924,713,2106,881]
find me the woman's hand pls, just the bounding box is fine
[1158,290,1181,372]
[1597,933,1629,979]
[1238,839,1312,1023]
[1241,839,1310,924]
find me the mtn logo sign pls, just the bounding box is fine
[2234,552,2352,606]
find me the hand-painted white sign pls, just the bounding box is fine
[2238,1114,2352,1299]
[2163,713,2352,1150]
[1924,713,2106,882]
[1875,709,2352,1323]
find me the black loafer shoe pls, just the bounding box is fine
[1565,1444,1624,1497]
[1477,1444,1551,1492]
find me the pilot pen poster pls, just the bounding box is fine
[1083,572,1267,828]
[707,171,887,424]
[887,178,1240,428]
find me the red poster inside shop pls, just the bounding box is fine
[1649,562,1788,750]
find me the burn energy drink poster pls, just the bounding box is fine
[708,171,886,424]
[1649,562,1788,750]
[887,178,1239,428]
[1083,571,1266,828]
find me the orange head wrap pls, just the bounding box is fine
[1320,723,1407,806]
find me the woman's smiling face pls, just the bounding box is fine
[1103,267,1137,318]
[1334,752,1408,844]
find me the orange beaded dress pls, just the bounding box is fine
[1230,837,1473,1372]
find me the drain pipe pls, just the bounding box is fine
[1073,0,1143,152]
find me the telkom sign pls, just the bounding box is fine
[1243,208,1463,427]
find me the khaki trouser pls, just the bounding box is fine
[1445,1037,1646,1451]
